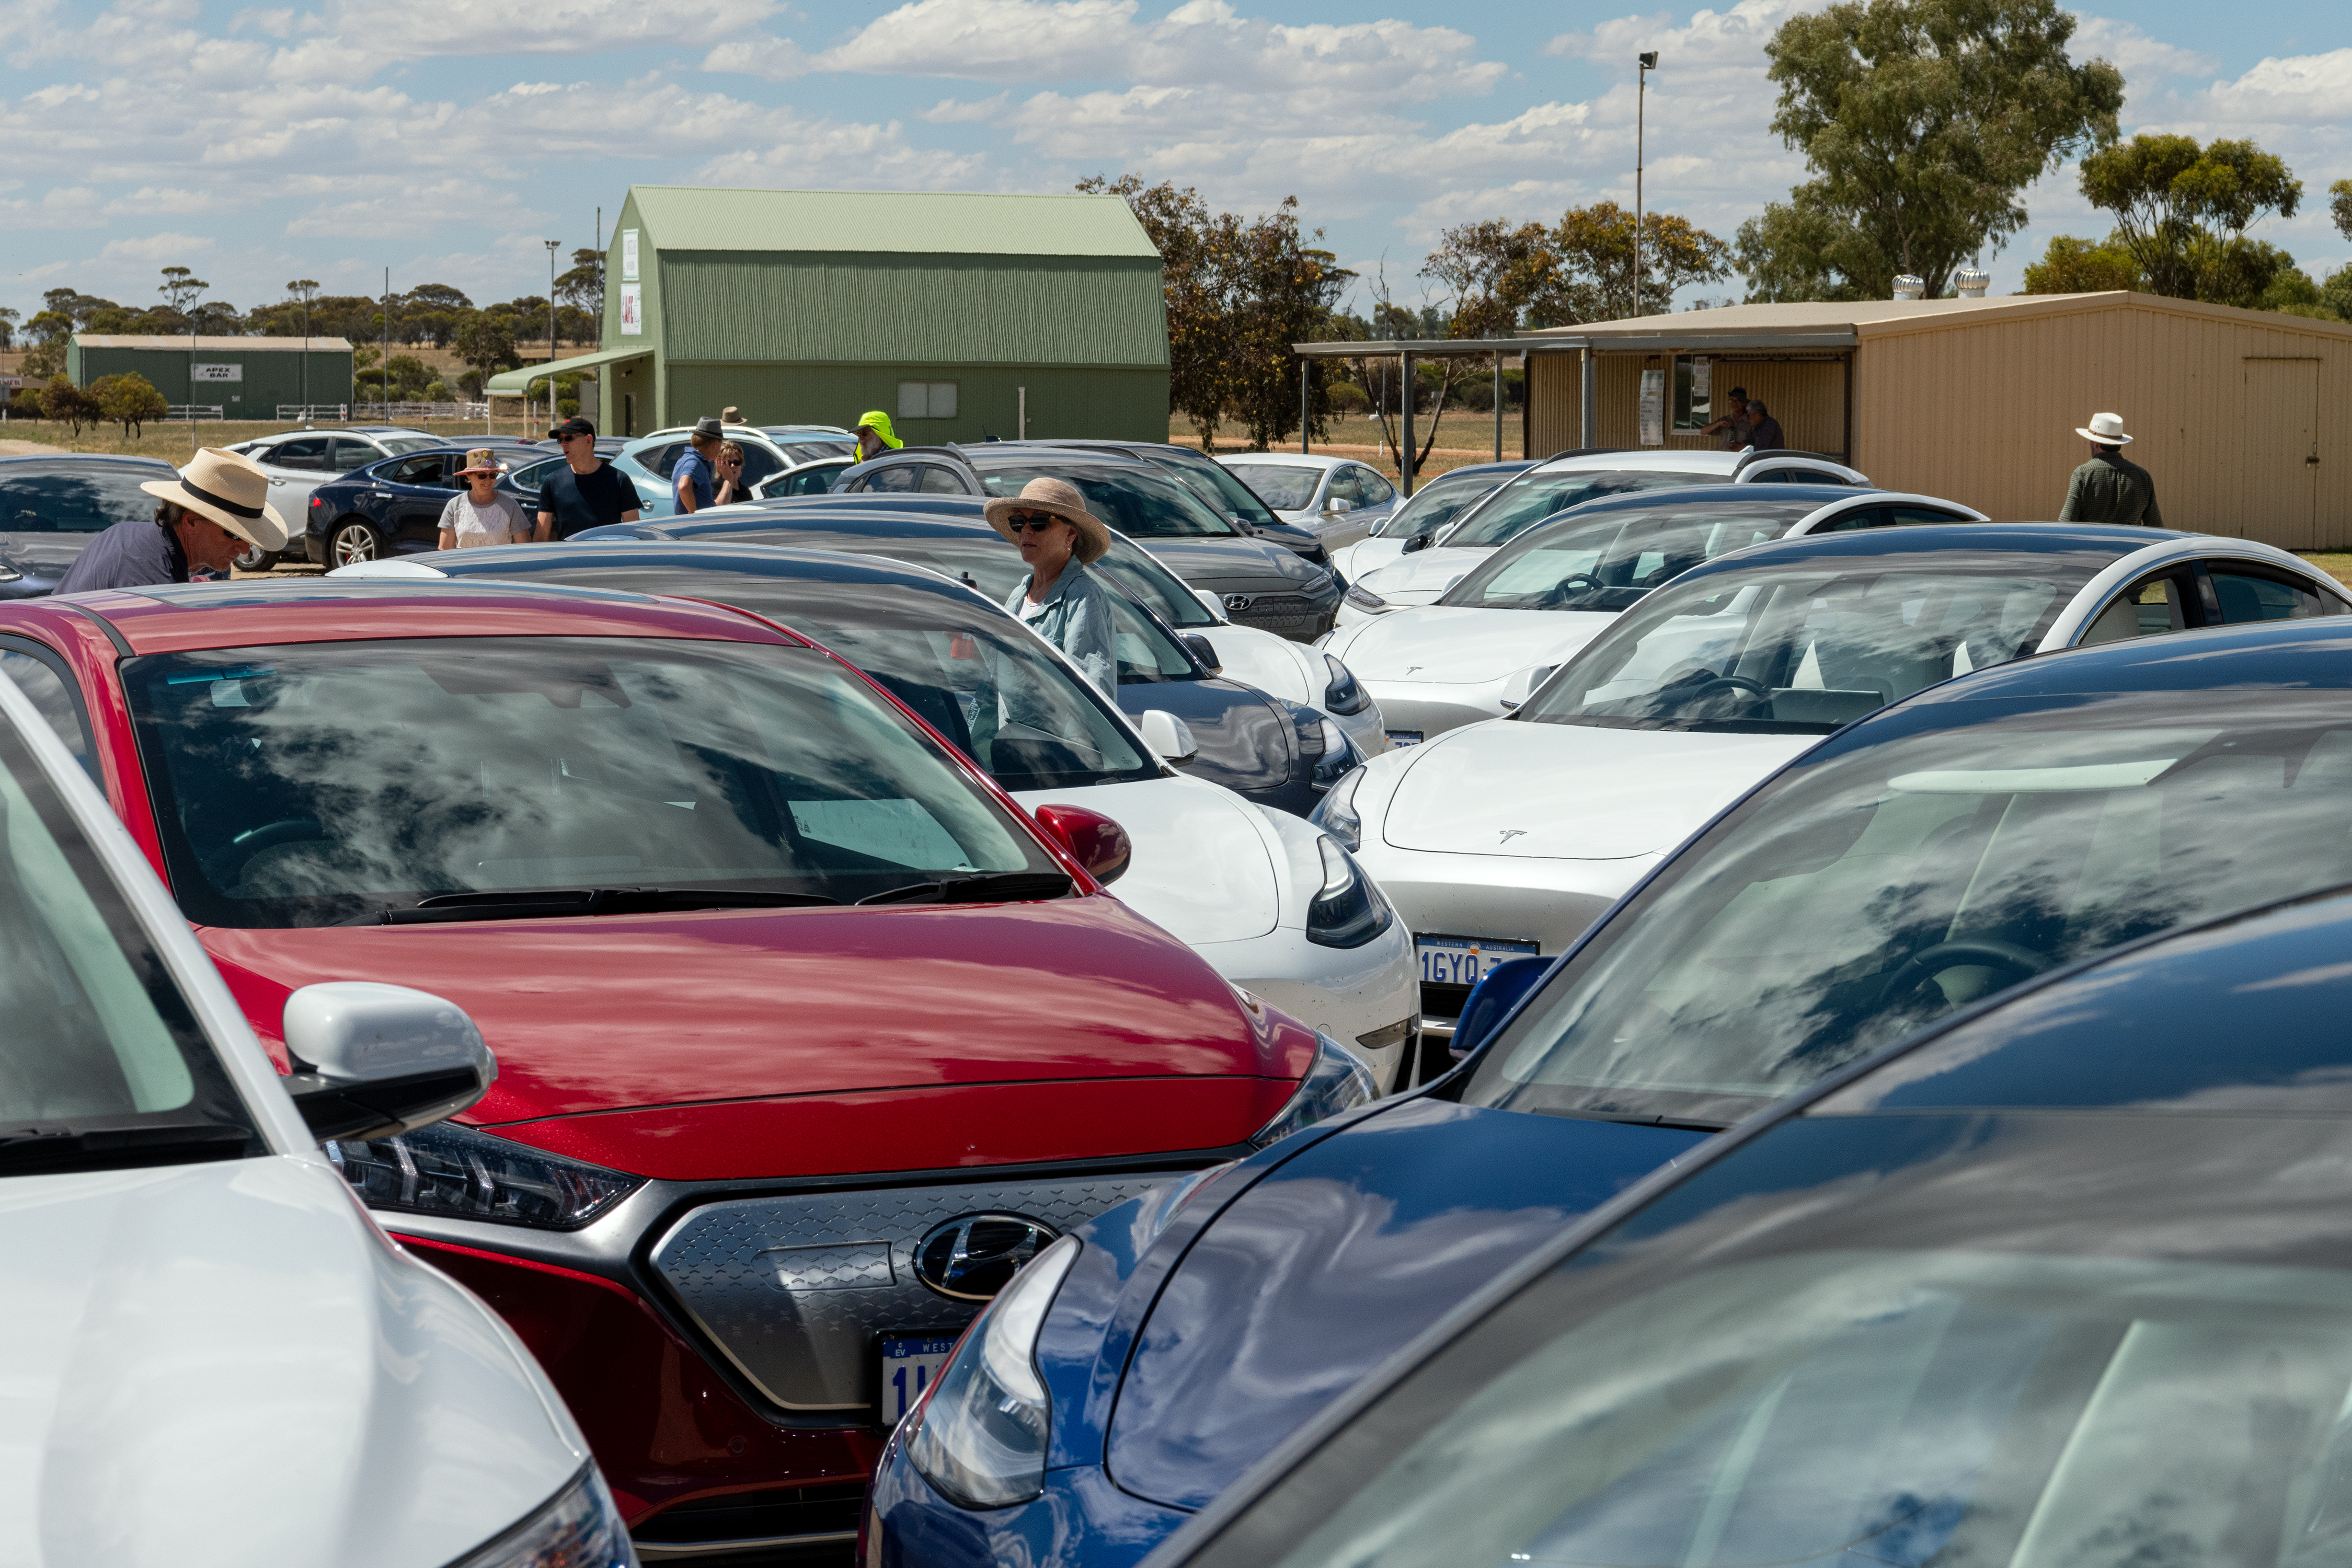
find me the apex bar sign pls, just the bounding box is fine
[191,363,243,384]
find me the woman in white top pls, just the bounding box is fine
[438,450,529,549]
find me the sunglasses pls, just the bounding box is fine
[1005,512,1068,534]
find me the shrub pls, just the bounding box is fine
[423,380,452,403]
[92,371,169,438]
[559,398,580,417]
[1326,381,1369,414]
[38,375,100,436]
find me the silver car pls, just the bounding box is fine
[1215,453,1398,547]
[222,426,444,567]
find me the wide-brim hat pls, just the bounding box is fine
[2076,411,2133,444]
[140,447,290,553]
[983,476,1112,566]
[456,448,506,478]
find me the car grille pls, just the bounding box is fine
[1226,593,1330,640]
[650,1174,1170,1413]
[1420,979,1473,1025]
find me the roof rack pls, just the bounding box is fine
[1731,448,1851,475]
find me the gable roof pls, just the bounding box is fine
[626,187,1160,259]
[72,335,355,351]
[1518,291,2352,348]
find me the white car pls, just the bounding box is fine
[1311,523,2352,1039]
[223,425,445,566]
[332,545,1424,1090]
[0,670,633,1567]
[1213,453,1399,547]
[1331,447,1874,627]
[1326,486,1987,745]
[1326,460,1532,589]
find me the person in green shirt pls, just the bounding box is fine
[2059,411,2163,527]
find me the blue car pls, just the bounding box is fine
[867,612,2352,1568]
[301,442,574,566]
[1130,881,2352,1568]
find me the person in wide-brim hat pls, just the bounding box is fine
[2075,411,2133,445]
[141,447,292,554]
[55,446,290,594]
[986,477,1119,694]
[982,476,1112,564]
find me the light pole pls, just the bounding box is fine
[287,280,319,420]
[545,240,560,429]
[1634,51,1657,318]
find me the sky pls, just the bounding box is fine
[0,0,2345,325]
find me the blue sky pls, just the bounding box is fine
[1,0,2344,325]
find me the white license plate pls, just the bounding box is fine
[1417,933,1539,988]
[1387,730,1425,747]
[879,1334,958,1425]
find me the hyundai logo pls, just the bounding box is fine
[1223,593,1253,611]
[911,1213,1060,1301]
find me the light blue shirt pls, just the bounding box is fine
[1002,562,1118,695]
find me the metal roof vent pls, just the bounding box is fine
[1892,274,1925,301]
[1955,269,1990,298]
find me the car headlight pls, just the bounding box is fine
[1306,834,1392,949]
[1308,765,1366,850]
[1310,716,1358,791]
[1321,653,1372,716]
[1250,1030,1379,1149]
[0,561,20,583]
[450,1463,636,1568]
[326,1121,641,1230]
[1344,583,1389,613]
[905,1235,1082,1509]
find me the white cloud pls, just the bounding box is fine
[2068,16,2219,82]
[99,230,214,262]
[2180,48,2352,129]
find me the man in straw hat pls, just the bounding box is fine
[56,447,290,594]
[2059,411,2163,527]
[984,476,1118,694]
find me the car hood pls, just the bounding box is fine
[1351,546,1498,603]
[1330,538,1406,580]
[1139,535,1329,592]
[1104,1096,1708,1509]
[196,897,1295,1127]
[0,1156,580,1568]
[1012,774,1278,946]
[1119,678,1297,796]
[0,533,96,577]
[1339,606,1616,685]
[1382,721,1815,858]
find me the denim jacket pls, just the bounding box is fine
[1002,562,1119,695]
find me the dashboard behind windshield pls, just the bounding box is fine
[1441,501,1826,613]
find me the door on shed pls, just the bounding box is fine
[2241,359,2318,548]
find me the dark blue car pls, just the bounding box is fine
[867,613,2352,1568]
[1131,880,2352,1568]
[301,442,575,566]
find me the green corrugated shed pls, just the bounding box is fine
[565,187,1168,441]
[67,335,354,412]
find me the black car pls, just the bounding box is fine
[830,445,1343,640]
[577,508,1359,813]
[1017,440,1330,564]
[303,444,560,565]
[0,452,181,595]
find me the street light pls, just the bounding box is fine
[545,240,560,429]
[1635,51,1658,318]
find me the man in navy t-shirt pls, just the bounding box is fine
[535,417,642,540]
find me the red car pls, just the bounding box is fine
[0,581,1368,1558]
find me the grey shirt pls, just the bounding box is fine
[2059,450,2164,528]
[55,518,189,594]
[1002,562,1119,695]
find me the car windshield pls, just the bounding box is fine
[1201,1111,2352,1568]
[1440,500,1830,613]
[1152,449,1281,527]
[1462,687,2352,1127]
[0,465,165,533]
[125,637,1053,929]
[972,460,1240,538]
[1444,469,1729,548]
[1518,550,2110,735]
[377,436,443,455]
[1222,464,1319,512]
[0,714,258,1172]
[1374,468,1509,540]
[458,564,1162,792]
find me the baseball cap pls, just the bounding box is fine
[549,415,597,440]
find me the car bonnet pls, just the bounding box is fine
[1341,606,1616,686]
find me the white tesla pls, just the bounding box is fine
[1311,523,2352,1039]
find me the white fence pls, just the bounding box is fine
[276,404,353,421]
[350,401,491,422]
[167,405,226,420]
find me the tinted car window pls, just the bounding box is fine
[1443,501,1824,613]
[1357,469,1395,506]
[861,464,923,493]
[329,439,377,471]
[2079,569,2196,644]
[385,454,452,488]
[917,466,969,495]
[0,465,164,533]
[767,463,843,498]
[2209,563,2337,625]
[1375,468,1506,540]
[0,645,93,775]
[1446,469,1729,548]
[1887,504,1973,525]
[507,457,566,495]
[973,461,1238,539]
[643,442,687,480]
[265,437,330,471]
[1224,465,1320,511]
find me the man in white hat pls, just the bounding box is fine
[55,447,291,594]
[2058,412,2163,527]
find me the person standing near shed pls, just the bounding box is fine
[2058,412,2163,527]
[673,416,722,515]
[536,416,641,540]
[1700,387,1753,449]
[854,410,903,463]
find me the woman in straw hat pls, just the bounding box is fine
[984,476,1119,694]
[439,449,530,549]
[55,447,291,594]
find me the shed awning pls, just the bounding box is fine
[486,345,648,396]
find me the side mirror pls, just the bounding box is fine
[1498,664,1558,712]
[1193,587,1232,622]
[280,982,496,1142]
[1449,955,1553,1062]
[1180,632,1223,673]
[1031,802,1133,885]
[1135,707,1199,764]
[1325,497,1353,514]
[1401,532,1433,554]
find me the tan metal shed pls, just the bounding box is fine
[1520,292,2350,548]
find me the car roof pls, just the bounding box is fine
[1897,615,2352,705]
[0,452,175,470]
[652,508,1001,542]
[1418,460,1537,482]
[955,445,1156,472]
[370,540,988,600]
[1214,453,1352,470]
[1550,481,1873,513]
[1676,521,2179,586]
[38,578,809,656]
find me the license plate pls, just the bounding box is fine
[879,1334,958,1426]
[1387,730,1425,747]
[1417,933,1539,988]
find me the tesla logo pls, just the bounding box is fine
[911,1214,1060,1301]
[1499,829,1528,844]
[1405,665,1424,674]
[1223,593,1253,610]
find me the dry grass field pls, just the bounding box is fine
[1165,412,1524,484]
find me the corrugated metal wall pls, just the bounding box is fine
[1525,351,1849,458]
[68,344,351,409]
[1529,353,1580,454]
[1853,299,2352,546]
[664,363,1168,443]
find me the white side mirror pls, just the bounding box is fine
[1136,708,1199,764]
[1499,664,1558,711]
[1326,497,1353,514]
[282,982,497,1142]
[1193,587,1232,623]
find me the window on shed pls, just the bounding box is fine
[1672,356,1712,432]
[898,383,959,420]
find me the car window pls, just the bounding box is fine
[917,466,970,495]
[1814,505,1888,533]
[974,462,1238,539]
[2078,569,2197,644]
[775,438,854,461]
[328,439,377,471]
[1375,468,1502,539]
[507,457,566,495]
[2207,563,2338,625]
[1357,469,1395,507]
[1224,465,1320,511]
[0,466,165,534]
[0,641,94,776]
[641,442,687,480]
[265,437,330,472]
[1445,470,1730,549]
[767,463,844,498]
[376,436,443,456]
[1325,469,1363,506]
[727,446,784,487]
[859,464,923,493]
[1442,501,1826,613]
[1887,504,1973,525]
[386,454,452,489]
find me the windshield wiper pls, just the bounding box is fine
[0,1119,255,1175]
[857,871,1075,906]
[338,886,842,925]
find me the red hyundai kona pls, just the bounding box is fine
[0,580,1368,1557]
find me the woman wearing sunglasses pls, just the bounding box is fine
[983,476,1120,694]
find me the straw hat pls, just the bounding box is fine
[455,448,506,478]
[140,448,290,552]
[2075,411,2133,445]
[983,476,1112,565]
